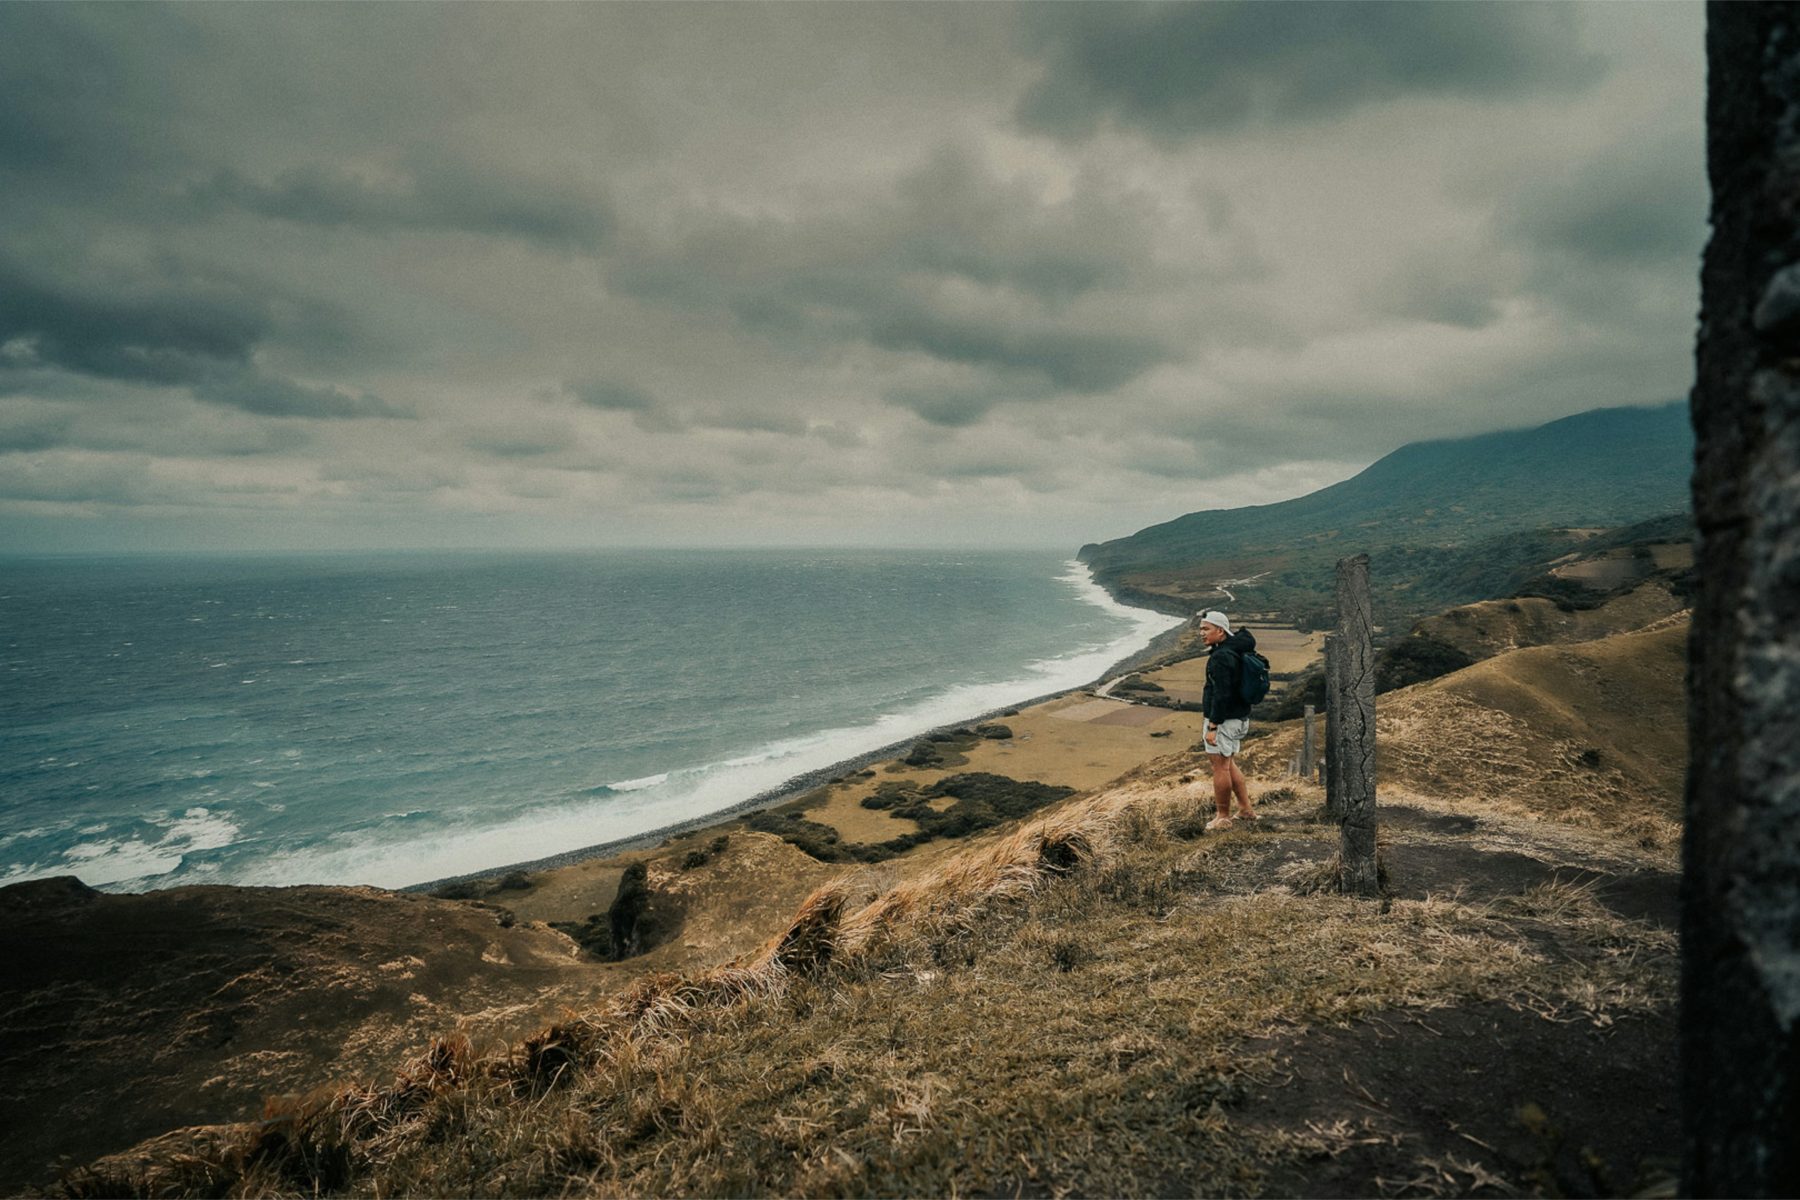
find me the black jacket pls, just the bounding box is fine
[1201,628,1257,722]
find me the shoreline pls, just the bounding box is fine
[404,617,1190,893]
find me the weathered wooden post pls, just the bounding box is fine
[1329,554,1378,895]
[1684,6,1800,1193]
[1322,636,1341,818]
[1300,703,1317,778]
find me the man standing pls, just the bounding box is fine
[1197,610,1257,830]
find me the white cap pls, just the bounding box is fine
[1198,609,1232,635]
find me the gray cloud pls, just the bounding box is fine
[568,379,658,412]
[885,148,1150,302]
[466,433,570,460]
[806,422,866,450]
[192,370,410,421]
[1374,260,1509,331]
[565,379,690,433]
[0,451,302,508]
[1017,1,1605,142]
[194,157,614,252]
[0,384,318,457]
[0,415,70,454]
[0,256,264,386]
[614,145,1181,394]
[699,411,809,438]
[0,3,1705,550]
[0,6,195,179]
[1507,135,1708,270]
[883,384,1016,429]
[868,310,1168,394]
[0,255,405,419]
[316,455,466,495]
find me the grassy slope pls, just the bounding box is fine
[1079,404,1692,627]
[68,614,1687,1199]
[0,832,843,1192]
[1409,583,1688,665]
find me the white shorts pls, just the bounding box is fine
[1204,717,1248,758]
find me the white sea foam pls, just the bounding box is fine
[0,825,58,850]
[5,805,244,890]
[608,773,670,792]
[163,806,240,852]
[219,563,1181,892]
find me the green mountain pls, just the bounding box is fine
[1079,402,1693,625]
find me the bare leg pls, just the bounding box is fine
[1230,759,1255,818]
[1209,755,1234,818]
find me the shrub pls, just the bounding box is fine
[862,781,924,811]
[925,772,1074,818]
[1374,634,1476,694]
[747,811,850,863]
[904,741,941,767]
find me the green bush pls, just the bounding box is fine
[1374,634,1476,693]
[746,810,851,863]
[903,741,941,767]
[765,772,1076,863]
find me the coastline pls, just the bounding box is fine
[405,615,1191,893]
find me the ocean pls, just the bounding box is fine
[0,549,1179,893]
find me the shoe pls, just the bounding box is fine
[1204,815,1235,832]
[1235,810,1260,822]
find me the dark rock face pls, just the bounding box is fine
[608,863,653,959]
[1686,7,1800,1195]
[0,874,101,915]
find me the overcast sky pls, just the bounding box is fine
[0,2,1705,553]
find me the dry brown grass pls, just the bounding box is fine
[1239,618,1688,874]
[61,773,1676,1199]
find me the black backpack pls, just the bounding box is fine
[1237,648,1271,706]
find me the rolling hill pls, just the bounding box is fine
[1080,402,1693,626]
